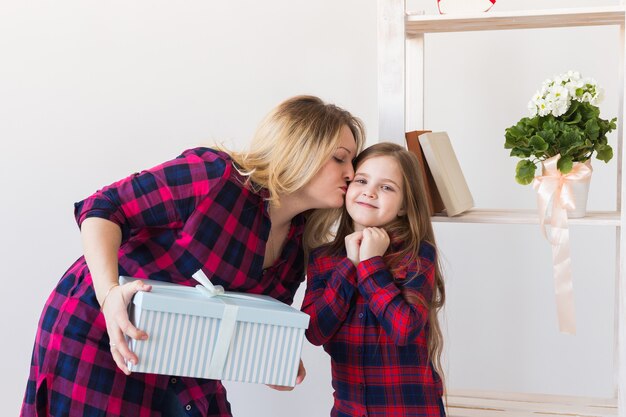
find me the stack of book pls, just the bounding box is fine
[405,131,474,217]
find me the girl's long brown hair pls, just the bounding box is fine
[324,142,446,385]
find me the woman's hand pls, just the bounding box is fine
[359,227,390,261]
[101,279,152,375]
[266,359,306,391]
[345,231,363,266]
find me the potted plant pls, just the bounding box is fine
[505,71,616,184]
[504,71,617,216]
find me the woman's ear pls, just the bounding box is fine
[398,207,406,216]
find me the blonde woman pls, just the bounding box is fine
[22,95,365,417]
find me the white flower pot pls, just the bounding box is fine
[541,160,592,218]
[566,178,591,218]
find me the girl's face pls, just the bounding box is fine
[346,155,406,232]
[298,125,357,209]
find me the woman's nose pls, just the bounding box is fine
[344,165,354,181]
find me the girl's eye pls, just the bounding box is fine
[354,178,366,184]
[382,185,394,192]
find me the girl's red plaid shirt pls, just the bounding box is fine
[302,242,445,417]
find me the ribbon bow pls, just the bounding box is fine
[532,155,592,335]
[192,270,225,297]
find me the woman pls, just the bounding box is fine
[22,95,365,417]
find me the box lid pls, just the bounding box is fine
[120,276,309,329]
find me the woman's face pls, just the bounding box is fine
[299,125,357,209]
[346,155,406,231]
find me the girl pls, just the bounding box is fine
[302,142,446,417]
[21,95,364,417]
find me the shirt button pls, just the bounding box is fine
[170,377,177,384]
[356,347,362,353]
[359,384,365,390]
[358,313,364,319]
[185,404,192,411]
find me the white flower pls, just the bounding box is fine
[527,71,604,116]
[581,92,593,103]
[536,99,551,117]
[591,87,604,106]
[546,85,570,116]
[565,70,581,82]
[565,79,583,98]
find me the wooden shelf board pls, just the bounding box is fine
[406,6,625,34]
[431,208,621,226]
[447,389,617,417]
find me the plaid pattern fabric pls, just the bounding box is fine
[302,242,445,417]
[22,148,305,417]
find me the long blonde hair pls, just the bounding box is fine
[324,142,446,385]
[227,95,365,251]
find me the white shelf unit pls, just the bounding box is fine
[377,2,626,416]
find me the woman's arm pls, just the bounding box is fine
[301,252,358,346]
[357,244,436,346]
[74,148,230,240]
[76,148,230,374]
[81,217,152,375]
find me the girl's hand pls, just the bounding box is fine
[345,231,363,266]
[266,359,306,391]
[101,279,152,375]
[359,227,390,261]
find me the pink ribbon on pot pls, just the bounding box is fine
[532,154,592,335]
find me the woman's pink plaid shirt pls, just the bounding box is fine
[22,148,305,417]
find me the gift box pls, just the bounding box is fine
[119,275,309,387]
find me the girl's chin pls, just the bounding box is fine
[352,221,383,232]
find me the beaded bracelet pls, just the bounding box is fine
[100,283,120,309]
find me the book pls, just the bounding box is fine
[405,130,446,216]
[417,131,474,216]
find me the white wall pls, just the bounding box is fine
[0,1,620,416]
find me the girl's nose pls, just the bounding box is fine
[362,190,376,198]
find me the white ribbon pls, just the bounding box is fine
[192,270,238,380]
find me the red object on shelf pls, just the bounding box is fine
[437,0,496,14]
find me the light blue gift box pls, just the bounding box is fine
[119,275,309,387]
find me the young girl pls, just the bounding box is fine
[302,142,446,417]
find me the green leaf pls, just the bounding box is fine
[585,119,600,140]
[557,155,574,174]
[538,130,556,145]
[564,111,582,125]
[529,135,549,152]
[596,144,614,163]
[515,160,537,185]
[510,148,531,158]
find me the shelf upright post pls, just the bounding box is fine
[378,0,406,145]
[618,8,626,417]
[406,30,425,133]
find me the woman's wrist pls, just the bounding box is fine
[99,282,120,309]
